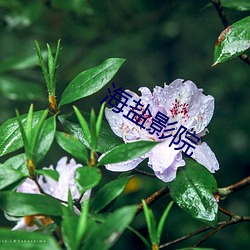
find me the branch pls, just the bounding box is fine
[134,169,156,178]
[218,176,250,198]
[193,216,250,247]
[159,216,250,249]
[211,0,250,66]
[136,186,169,215]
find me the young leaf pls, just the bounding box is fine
[76,200,89,248]
[75,167,102,194]
[91,176,132,213]
[168,159,218,227]
[0,228,61,250]
[128,226,151,248]
[59,112,123,153]
[97,140,158,166]
[59,58,125,106]
[213,16,250,65]
[83,205,137,250]
[0,110,44,157]
[56,131,89,165]
[156,201,174,244]
[36,115,56,162]
[96,102,105,140]
[73,106,91,146]
[4,153,28,175]
[89,108,97,150]
[142,200,157,244]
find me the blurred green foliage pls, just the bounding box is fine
[0,0,249,249]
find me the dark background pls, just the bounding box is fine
[0,0,249,249]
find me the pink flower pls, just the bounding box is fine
[103,79,219,182]
[12,157,90,231]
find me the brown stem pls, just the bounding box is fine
[136,186,169,215]
[218,176,250,198]
[134,169,156,178]
[211,0,250,66]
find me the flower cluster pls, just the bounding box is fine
[11,157,89,231]
[103,79,219,182]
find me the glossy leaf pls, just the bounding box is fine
[0,111,44,157]
[75,167,102,194]
[4,153,28,175]
[36,116,56,162]
[59,112,123,153]
[0,192,65,216]
[0,164,27,190]
[91,176,132,213]
[221,0,250,11]
[0,76,46,102]
[97,140,158,166]
[213,16,250,65]
[83,205,137,250]
[0,228,60,250]
[56,131,89,165]
[168,159,218,227]
[59,58,125,106]
[36,169,59,181]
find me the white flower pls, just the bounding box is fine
[103,79,219,182]
[12,157,90,231]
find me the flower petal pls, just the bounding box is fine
[16,178,40,194]
[148,140,185,182]
[105,156,146,172]
[192,142,219,173]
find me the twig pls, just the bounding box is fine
[211,0,250,66]
[134,169,156,178]
[159,216,250,249]
[218,176,250,198]
[218,206,235,218]
[136,186,169,215]
[193,216,250,247]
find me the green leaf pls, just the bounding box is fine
[83,205,137,250]
[91,176,132,213]
[36,116,56,162]
[176,248,216,250]
[36,169,59,181]
[0,228,60,250]
[157,201,174,244]
[0,164,27,190]
[127,226,151,248]
[75,167,102,194]
[0,192,65,216]
[168,159,218,227]
[73,106,91,148]
[97,140,158,166]
[213,16,250,65]
[89,108,97,150]
[59,112,123,153]
[4,153,28,175]
[56,131,89,165]
[0,76,46,102]
[96,102,105,140]
[0,111,44,157]
[142,200,157,245]
[59,58,125,106]
[221,0,250,11]
[62,215,80,250]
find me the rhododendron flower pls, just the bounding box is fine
[11,157,89,231]
[103,79,219,182]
